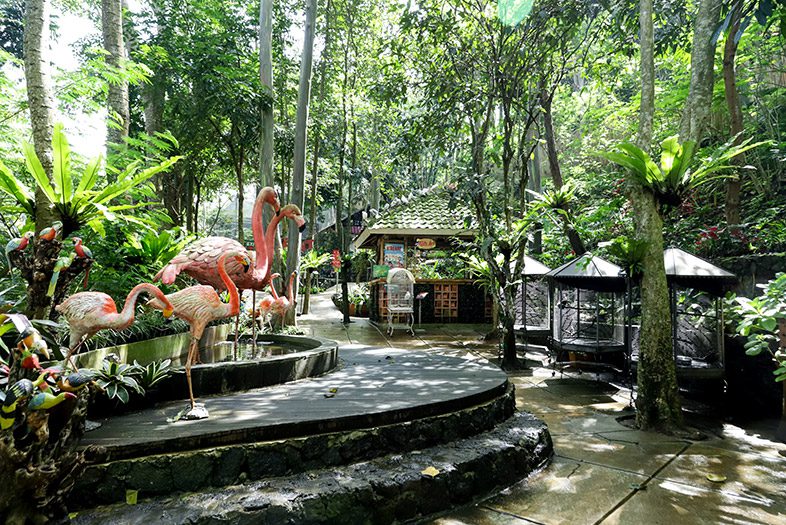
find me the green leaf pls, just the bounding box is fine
[51,123,73,205]
[762,318,778,332]
[116,386,130,404]
[0,160,35,214]
[106,383,118,399]
[76,155,101,195]
[22,142,57,203]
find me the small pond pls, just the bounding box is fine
[170,339,317,366]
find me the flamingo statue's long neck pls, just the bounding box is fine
[117,283,169,328]
[218,254,242,317]
[262,212,288,279]
[285,271,296,304]
[251,192,269,272]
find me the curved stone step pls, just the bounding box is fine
[67,411,552,525]
[71,383,516,508]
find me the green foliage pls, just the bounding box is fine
[299,250,331,273]
[0,124,180,236]
[603,235,649,277]
[123,227,194,268]
[599,135,769,208]
[728,273,786,382]
[348,284,369,307]
[93,358,145,404]
[132,358,177,391]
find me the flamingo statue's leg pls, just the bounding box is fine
[63,338,85,372]
[233,289,243,353]
[251,289,257,353]
[185,338,197,410]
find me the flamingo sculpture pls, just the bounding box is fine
[147,251,250,420]
[55,284,174,371]
[155,195,306,351]
[155,187,280,347]
[253,273,280,333]
[270,271,298,319]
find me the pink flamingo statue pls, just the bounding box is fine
[147,251,251,420]
[155,197,305,351]
[253,274,280,333]
[155,187,280,348]
[55,284,174,371]
[270,271,298,319]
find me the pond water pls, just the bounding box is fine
[170,339,316,366]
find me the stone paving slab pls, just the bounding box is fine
[81,346,508,460]
[483,457,648,525]
[600,477,786,524]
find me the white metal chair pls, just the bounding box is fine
[385,268,415,335]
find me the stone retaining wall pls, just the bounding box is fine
[68,411,552,525]
[72,383,517,508]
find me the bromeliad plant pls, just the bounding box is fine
[598,135,767,208]
[94,356,145,404]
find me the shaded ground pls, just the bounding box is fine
[301,290,786,525]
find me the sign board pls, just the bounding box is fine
[383,242,405,268]
[416,238,436,250]
[372,264,390,279]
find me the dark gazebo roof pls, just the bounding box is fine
[546,254,627,293]
[664,247,737,295]
[522,255,551,276]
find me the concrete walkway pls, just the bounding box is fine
[300,291,786,525]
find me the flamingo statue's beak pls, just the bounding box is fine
[235,255,251,273]
[297,219,306,233]
[163,307,174,318]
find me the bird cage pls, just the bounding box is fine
[547,255,628,375]
[648,248,735,380]
[385,268,415,335]
[515,256,552,339]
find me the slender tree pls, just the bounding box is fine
[102,0,130,159]
[284,0,318,324]
[722,0,751,226]
[632,0,682,431]
[679,0,723,143]
[23,0,58,234]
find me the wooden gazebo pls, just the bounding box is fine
[353,190,491,325]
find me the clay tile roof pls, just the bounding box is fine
[371,191,475,231]
[353,190,476,248]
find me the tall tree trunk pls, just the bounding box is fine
[723,0,745,226]
[259,0,275,192]
[540,90,563,189]
[633,0,682,431]
[679,0,723,143]
[632,187,682,430]
[23,0,57,233]
[336,27,350,254]
[284,0,317,325]
[541,90,585,255]
[638,0,655,148]
[102,0,130,162]
[23,0,60,319]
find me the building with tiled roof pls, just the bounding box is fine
[352,189,477,257]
